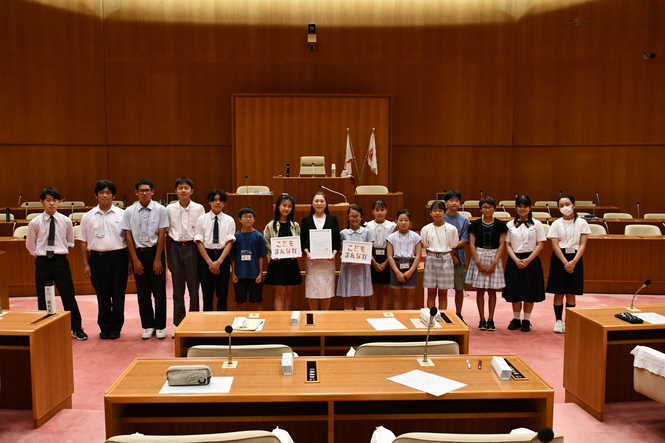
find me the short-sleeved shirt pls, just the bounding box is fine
[79,205,127,251]
[166,200,205,242]
[365,220,396,249]
[386,230,422,259]
[468,218,508,249]
[547,217,591,249]
[120,201,169,248]
[420,222,458,253]
[231,230,268,279]
[26,212,75,256]
[505,219,547,253]
[444,213,470,264]
[194,211,236,249]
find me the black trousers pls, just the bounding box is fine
[199,250,230,311]
[35,255,82,331]
[89,249,129,334]
[134,248,167,329]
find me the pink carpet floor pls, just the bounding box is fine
[1,289,664,443]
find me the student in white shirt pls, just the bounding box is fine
[166,177,205,328]
[79,180,128,340]
[546,195,591,333]
[365,199,396,310]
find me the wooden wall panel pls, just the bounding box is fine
[0,0,105,145]
[233,95,390,192]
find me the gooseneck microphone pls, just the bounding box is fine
[311,162,315,175]
[18,193,22,207]
[596,191,600,207]
[627,280,651,311]
[318,184,348,204]
[223,325,237,368]
[480,189,483,199]
[546,204,551,218]
[636,201,640,220]
[603,220,610,235]
[245,175,249,195]
[530,427,555,443]
[418,307,438,366]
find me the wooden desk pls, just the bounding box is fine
[273,176,354,204]
[0,310,74,427]
[460,205,620,218]
[563,304,665,421]
[174,310,469,357]
[104,354,553,441]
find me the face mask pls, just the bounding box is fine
[560,205,574,216]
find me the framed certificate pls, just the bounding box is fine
[270,236,302,260]
[309,229,333,259]
[341,241,372,265]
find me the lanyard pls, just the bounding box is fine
[432,223,448,250]
[562,219,576,246]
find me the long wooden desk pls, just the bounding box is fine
[0,310,74,428]
[174,310,469,357]
[563,304,665,421]
[104,355,553,441]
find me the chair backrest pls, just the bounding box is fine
[186,344,293,358]
[542,224,551,236]
[354,340,459,356]
[534,200,557,207]
[498,200,513,207]
[462,200,479,208]
[236,185,271,194]
[576,212,590,217]
[587,224,607,235]
[60,201,86,207]
[493,211,511,218]
[73,225,80,239]
[26,213,40,220]
[427,200,436,206]
[531,212,550,218]
[393,431,564,443]
[106,430,281,443]
[299,156,326,176]
[603,212,633,219]
[1,213,14,221]
[69,212,85,221]
[13,226,29,238]
[355,185,389,194]
[112,200,125,208]
[644,213,665,219]
[624,224,662,236]
[22,201,43,208]
[457,211,472,218]
[575,200,595,206]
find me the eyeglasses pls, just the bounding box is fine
[242,215,254,219]
[481,206,495,210]
[137,189,152,194]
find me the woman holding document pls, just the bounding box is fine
[301,191,341,310]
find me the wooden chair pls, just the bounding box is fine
[186,344,293,358]
[106,430,282,443]
[354,340,459,356]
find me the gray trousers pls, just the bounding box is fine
[168,240,200,326]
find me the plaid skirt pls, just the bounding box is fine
[466,248,505,289]
[423,253,455,289]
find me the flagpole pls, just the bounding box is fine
[359,128,375,185]
[346,128,360,184]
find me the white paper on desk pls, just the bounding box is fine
[159,376,234,394]
[409,318,442,329]
[633,312,665,324]
[388,369,466,397]
[367,317,407,330]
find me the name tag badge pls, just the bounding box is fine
[522,247,533,253]
[565,247,576,254]
[45,245,56,252]
[95,230,106,238]
[241,250,252,261]
[139,235,149,243]
[211,243,222,249]
[375,249,386,256]
[179,233,190,241]
[399,261,410,270]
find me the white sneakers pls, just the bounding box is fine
[142,328,155,339]
[553,320,565,333]
[155,329,166,339]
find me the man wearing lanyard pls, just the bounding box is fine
[79,180,129,340]
[166,177,205,332]
[121,179,169,339]
[26,187,87,340]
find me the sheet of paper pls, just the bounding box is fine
[409,318,442,329]
[271,236,302,260]
[310,229,333,259]
[388,369,466,397]
[634,312,665,324]
[159,376,234,394]
[233,319,265,331]
[366,317,407,330]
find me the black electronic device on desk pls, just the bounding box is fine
[615,312,644,324]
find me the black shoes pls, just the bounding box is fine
[508,318,521,330]
[486,319,496,331]
[521,319,531,332]
[72,329,88,341]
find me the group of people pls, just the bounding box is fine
[26,180,590,341]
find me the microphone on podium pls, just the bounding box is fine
[418,306,438,366]
[245,175,249,195]
[626,279,651,311]
[595,191,600,207]
[318,184,348,204]
[636,201,640,220]
[545,204,551,218]
[222,325,238,368]
[18,193,22,207]
[530,427,555,443]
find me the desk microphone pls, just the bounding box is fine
[418,307,438,366]
[514,193,518,199]
[5,208,10,222]
[18,193,22,207]
[627,279,651,311]
[245,175,249,195]
[222,325,237,368]
[318,185,348,204]
[596,191,600,207]
[311,162,315,176]
[11,221,17,236]
[636,201,640,220]
[501,204,507,215]
[24,202,29,219]
[480,189,483,199]
[592,203,596,218]
[62,196,67,203]
[546,204,551,218]
[530,427,555,443]
[559,190,562,198]
[603,220,610,235]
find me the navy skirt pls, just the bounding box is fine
[502,252,545,303]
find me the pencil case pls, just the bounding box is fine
[166,365,212,386]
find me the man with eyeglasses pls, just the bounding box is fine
[121,178,169,340]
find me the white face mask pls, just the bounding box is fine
[560,205,574,216]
